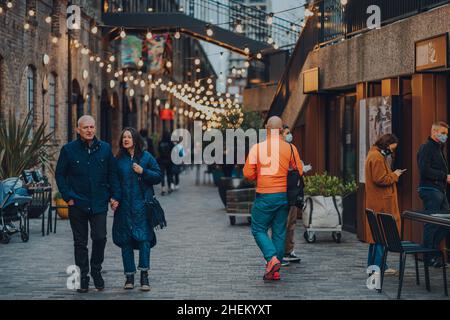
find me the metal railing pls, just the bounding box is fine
[319,0,450,45]
[102,0,300,50]
[267,0,450,117]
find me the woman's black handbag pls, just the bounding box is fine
[287,144,305,209]
[137,177,167,230]
[145,196,167,230]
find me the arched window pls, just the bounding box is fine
[48,73,57,136]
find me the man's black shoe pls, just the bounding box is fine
[77,276,89,293]
[92,272,105,291]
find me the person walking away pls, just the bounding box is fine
[365,134,405,275]
[157,131,175,195]
[173,137,185,190]
[139,129,155,157]
[112,128,162,291]
[55,115,121,293]
[244,116,303,281]
[417,121,450,268]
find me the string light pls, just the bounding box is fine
[174,31,181,39]
[146,30,153,40]
[91,25,98,34]
[120,28,126,39]
[206,25,213,37]
[256,53,263,59]
[28,9,35,17]
[6,1,13,9]
[45,16,52,24]
[266,13,274,25]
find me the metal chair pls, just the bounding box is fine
[377,213,448,299]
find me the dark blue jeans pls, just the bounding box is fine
[121,241,151,275]
[418,187,450,262]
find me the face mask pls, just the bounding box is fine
[285,133,293,143]
[437,133,448,144]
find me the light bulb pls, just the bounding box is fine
[195,58,201,65]
[91,26,98,34]
[256,53,262,59]
[109,56,115,62]
[45,16,52,24]
[120,29,126,38]
[166,61,172,68]
[110,80,115,88]
[146,31,153,40]
[28,9,35,17]
[244,47,250,55]
[206,26,213,37]
[174,31,181,39]
[7,1,13,9]
[24,23,30,30]
[129,89,135,97]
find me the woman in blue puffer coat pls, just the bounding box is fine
[112,127,162,291]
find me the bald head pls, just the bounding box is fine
[266,116,283,130]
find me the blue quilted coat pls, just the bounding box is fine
[112,151,162,249]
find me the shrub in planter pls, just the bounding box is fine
[303,173,358,229]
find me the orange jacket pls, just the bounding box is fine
[244,136,303,194]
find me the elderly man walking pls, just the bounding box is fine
[244,116,303,281]
[56,116,121,293]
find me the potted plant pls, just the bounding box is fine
[53,192,69,219]
[302,173,358,243]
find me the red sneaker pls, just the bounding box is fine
[263,257,281,280]
[273,271,281,281]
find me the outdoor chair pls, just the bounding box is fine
[377,213,448,299]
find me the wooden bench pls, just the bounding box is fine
[225,188,255,225]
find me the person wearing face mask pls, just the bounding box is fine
[365,134,405,274]
[417,121,450,268]
[280,125,301,266]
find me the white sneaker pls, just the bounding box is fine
[384,268,398,276]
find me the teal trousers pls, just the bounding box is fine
[251,192,289,262]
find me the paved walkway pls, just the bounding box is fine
[0,167,448,300]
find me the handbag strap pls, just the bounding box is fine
[289,143,299,170]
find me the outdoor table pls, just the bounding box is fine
[401,210,450,241]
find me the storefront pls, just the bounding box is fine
[291,32,449,242]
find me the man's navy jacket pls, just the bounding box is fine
[55,137,121,214]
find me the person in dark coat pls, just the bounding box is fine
[55,115,121,293]
[417,121,450,268]
[157,131,175,195]
[112,127,162,291]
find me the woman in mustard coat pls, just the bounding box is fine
[364,134,405,271]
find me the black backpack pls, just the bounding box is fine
[287,144,305,208]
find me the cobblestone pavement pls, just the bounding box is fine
[0,167,448,300]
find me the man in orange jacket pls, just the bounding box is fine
[244,116,302,281]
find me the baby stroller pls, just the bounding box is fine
[0,175,33,244]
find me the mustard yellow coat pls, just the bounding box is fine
[364,146,401,244]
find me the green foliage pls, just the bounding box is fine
[240,110,265,131]
[304,172,358,197]
[0,111,55,179]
